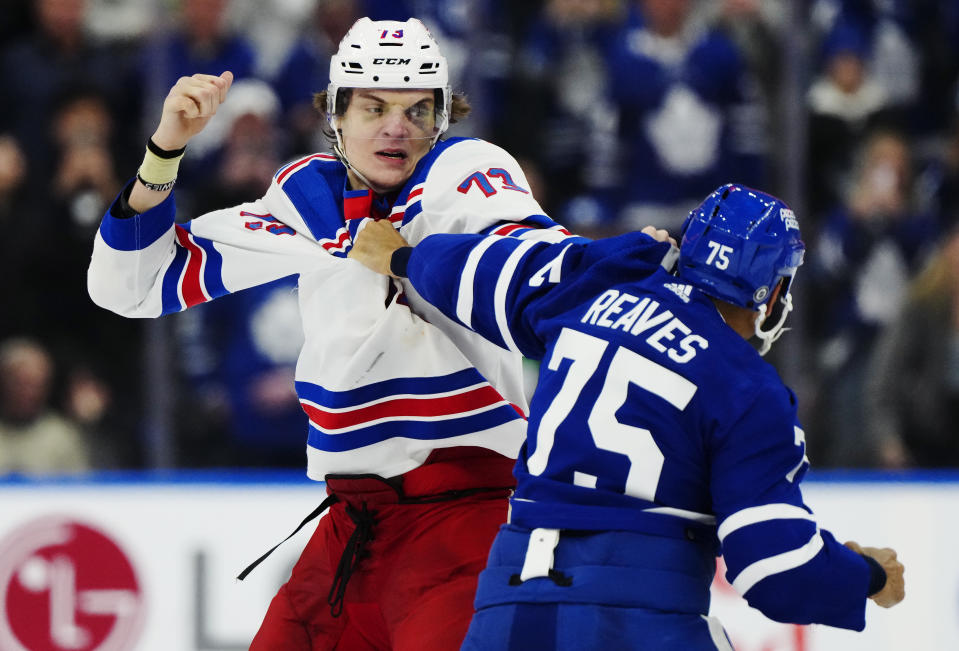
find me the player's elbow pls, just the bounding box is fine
[738,574,867,631]
[88,281,130,316]
[742,583,816,625]
[87,269,150,318]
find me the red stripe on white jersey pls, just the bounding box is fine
[321,229,352,253]
[300,384,508,432]
[490,224,528,236]
[174,225,209,308]
[388,183,424,223]
[276,153,337,185]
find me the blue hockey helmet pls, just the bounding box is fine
[677,184,805,353]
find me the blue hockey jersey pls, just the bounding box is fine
[400,230,874,630]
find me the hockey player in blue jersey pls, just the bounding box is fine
[349,184,906,649]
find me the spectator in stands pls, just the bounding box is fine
[189,78,288,214]
[919,101,959,232]
[0,134,40,342]
[174,80,306,468]
[138,0,258,189]
[0,135,28,221]
[0,0,35,47]
[144,0,256,88]
[806,15,898,222]
[710,0,788,178]
[0,338,90,475]
[865,226,959,468]
[805,129,939,467]
[711,0,785,101]
[812,0,957,138]
[508,0,622,231]
[580,0,767,236]
[0,0,134,193]
[177,276,306,468]
[272,0,360,156]
[50,86,124,230]
[38,86,142,469]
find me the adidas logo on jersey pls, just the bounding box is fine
[663,282,692,303]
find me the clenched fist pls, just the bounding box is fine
[152,71,234,151]
[844,540,905,608]
[348,219,410,277]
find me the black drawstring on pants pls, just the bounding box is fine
[327,501,377,617]
[236,493,339,581]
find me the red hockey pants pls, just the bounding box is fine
[249,447,515,650]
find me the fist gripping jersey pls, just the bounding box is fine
[88,137,573,479]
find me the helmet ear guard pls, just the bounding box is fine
[677,184,806,355]
[753,276,795,356]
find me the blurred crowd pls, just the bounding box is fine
[2,0,959,476]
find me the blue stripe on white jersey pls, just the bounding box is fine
[98,182,175,250]
[399,195,425,226]
[296,367,492,408]
[275,154,346,243]
[305,404,523,452]
[296,367,524,453]
[160,245,188,314]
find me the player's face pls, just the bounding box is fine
[339,89,436,194]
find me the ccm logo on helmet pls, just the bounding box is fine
[373,57,412,65]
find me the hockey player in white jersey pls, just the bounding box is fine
[349,184,906,649]
[87,17,574,650]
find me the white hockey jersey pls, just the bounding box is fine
[88,137,573,479]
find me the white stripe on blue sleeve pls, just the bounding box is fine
[494,240,539,352]
[717,503,816,543]
[456,235,503,329]
[731,530,825,595]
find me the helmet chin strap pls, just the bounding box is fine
[330,114,443,194]
[330,118,380,192]
[332,141,379,193]
[753,292,793,356]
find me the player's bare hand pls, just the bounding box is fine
[349,219,410,277]
[151,71,234,151]
[845,541,905,608]
[641,225,678,247]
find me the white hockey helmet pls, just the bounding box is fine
[327,17,452,140]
